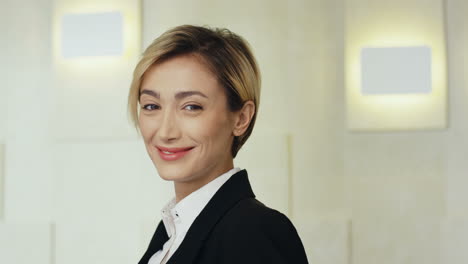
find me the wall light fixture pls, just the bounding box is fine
[61,11,123,58]
[361,46,432,95]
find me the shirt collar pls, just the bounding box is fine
[160,167,241,238]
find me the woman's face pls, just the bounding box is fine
[138,55,237,186]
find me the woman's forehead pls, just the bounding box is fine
[140,55,222,98]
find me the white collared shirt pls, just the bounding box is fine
[148,167,241,264]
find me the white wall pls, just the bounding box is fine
[1,0,54,222]
[1,1,55,263]
[1,0,468,264]
[444,0,468,263]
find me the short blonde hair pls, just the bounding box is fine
[128,25,261,158]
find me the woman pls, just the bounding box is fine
[128,25,308,264]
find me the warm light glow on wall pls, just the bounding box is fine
[53,0,141,69]
[51,0,142,140]
[345,0,447,131]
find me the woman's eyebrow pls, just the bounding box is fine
[139,89,160,99]
[175,91,208,100]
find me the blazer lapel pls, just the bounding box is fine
[138,220,169,264]
[167,169,255,263]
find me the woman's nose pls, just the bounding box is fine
[157,109,180,142]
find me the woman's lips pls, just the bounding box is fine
[156,146,195,161]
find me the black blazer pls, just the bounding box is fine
[138,169,309,264]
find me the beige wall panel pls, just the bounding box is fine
[292,132,344,219]
[286,0,345,133]
[442,217,468,264]
[3,0,54,221]
[294,218,349,264]
[444,1,468,261]
[142,0,213,46]
[0,5,6,143]
[344,133,444,264]
[353,217,441,264]
[56,220,140,264]
[285,0,345,220]
[446,0,468,217]
[0,222,53,264]
[235,131,290,216]
[0,144,3,219]
[52,140,172,222]
[344,133,444,218]
[0,103,6,143]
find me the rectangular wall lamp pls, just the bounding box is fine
[345,0,447,132]
[361,46,432,95]
[61,11,123,58]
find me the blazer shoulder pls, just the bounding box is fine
[221,197,298,236]
[205,197,309,263]
[223,197,283,222]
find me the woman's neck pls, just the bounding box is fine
[173,161,234,203]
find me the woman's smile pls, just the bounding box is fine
[156,146,195,161]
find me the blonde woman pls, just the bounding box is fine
[128,25,308,264]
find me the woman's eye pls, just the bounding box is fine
[184,104,203,111]
[142,104,160,111]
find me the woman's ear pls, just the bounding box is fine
[233,100,255,137]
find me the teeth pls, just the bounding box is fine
[162,150,174,154]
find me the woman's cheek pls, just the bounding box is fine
[139,116,158,143]
[183,117,211,136]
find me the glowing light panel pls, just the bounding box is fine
[61,12,123,58]
[345,0,447,131]
[361,46,432,95]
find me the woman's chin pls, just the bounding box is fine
[158,173,180,181]
[156,166,190,182]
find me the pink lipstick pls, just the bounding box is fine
[157,146,194,161]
